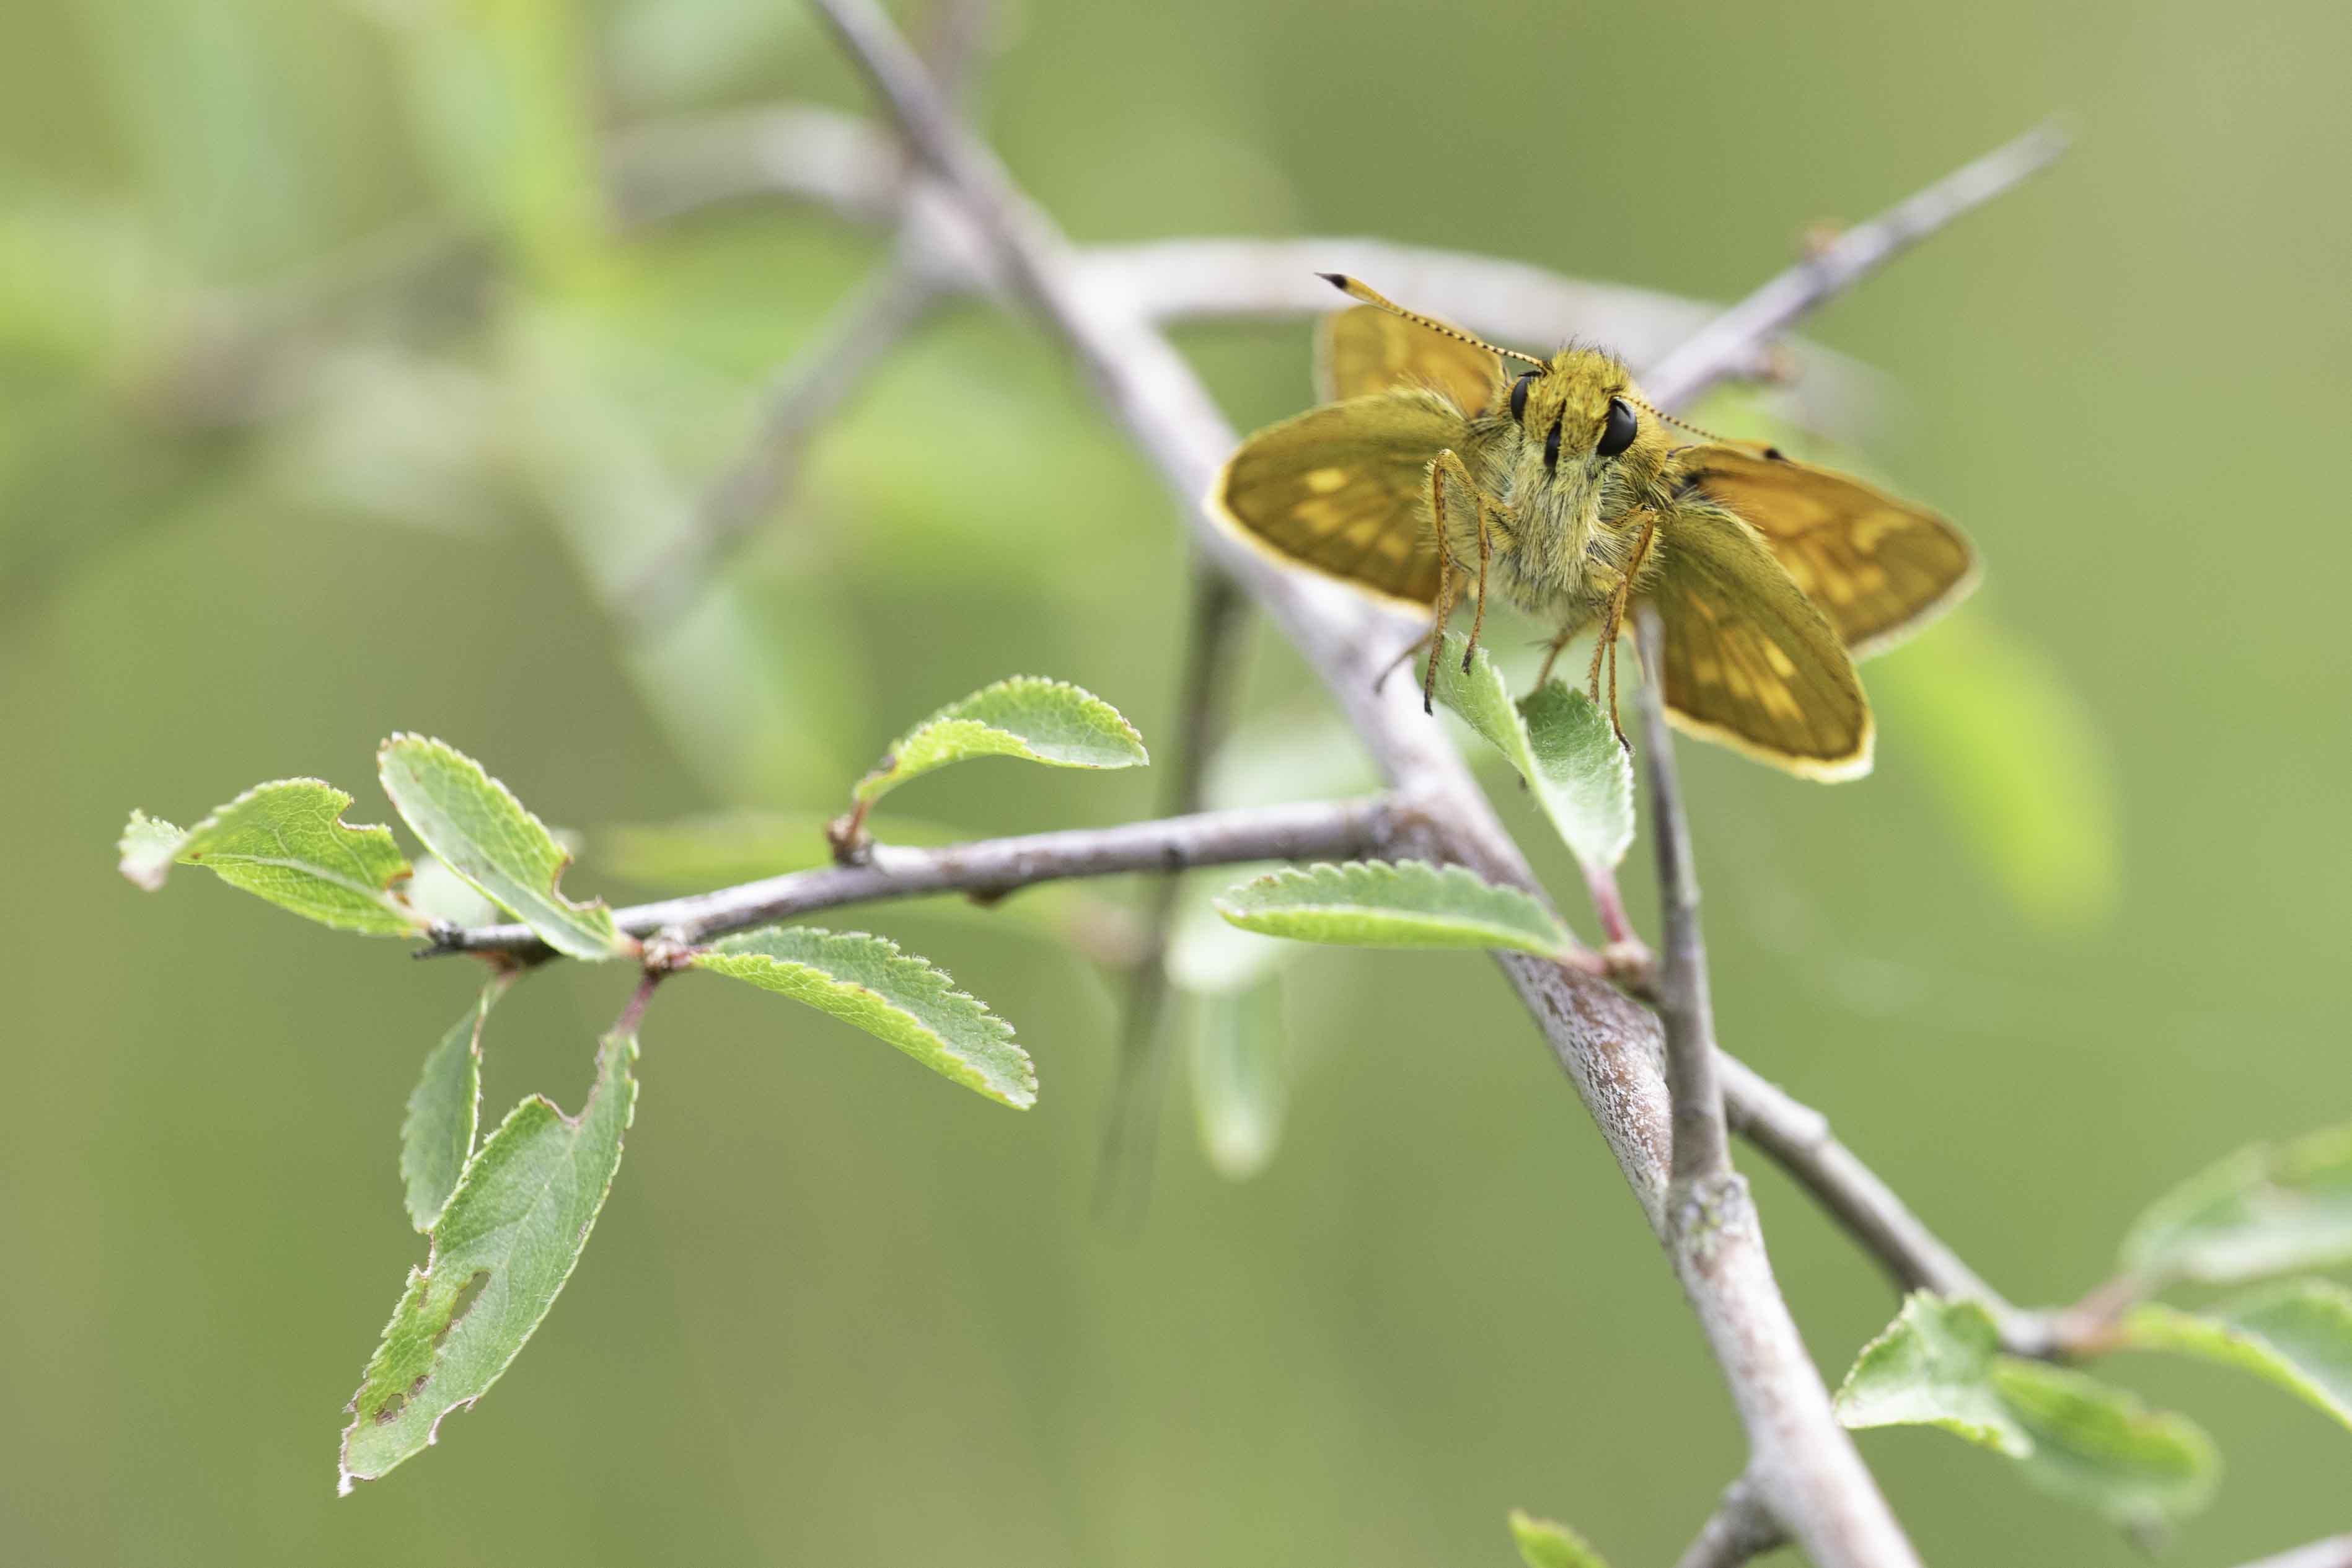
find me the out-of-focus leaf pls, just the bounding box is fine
[1836,1295,2218,1533]
[340,1023,638,1491]
[1508,1508,1611,1568]
[692,926,1034,1109]
[1429,630,1633,876]
[377,734,625,961]
[2120,1121,2352,1287]
[400,853,504,932]
[1869,611,2116,929]
[504,302,866,804]
[1215,861,1573,958]
[854,676,1148,807]
[2119,1280,2352,1433]
[117,780,425,936]
[402,979,508,1233]
[1185,974,1287,1181]
[370,0,604,283]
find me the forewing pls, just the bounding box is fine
[1213,391,1461,609]
[1673,443,1976,656]
[1645,502,1873,780]
[1316,305,1503,415]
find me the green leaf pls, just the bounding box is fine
[116,780,425,936]
[377,734,627,961]
[692,926,1034,1109]
[1836,1295,2218,1533]
[2118,1280,2352,1434]
[339,1022,640,1491]
[2120,1121,2352,1287]
[1185,974,1288,1181]
[1509,1508,1611,1568]
[400,980,508,1233]
[853,676,1148,807]
[1214,860,1574,958]
[1428,631,1633,874]
[1986,1358,2218,1533]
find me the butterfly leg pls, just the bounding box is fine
[1431,450,1495,674]
[1419,569,1461,714]
[1536,623,1578,688]
[1373,627,1435,692]
[1597,518,1662,751]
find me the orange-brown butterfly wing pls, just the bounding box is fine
[1213,390,1460,609]
[1672,443,1977,657]
[1315,304,1504,415]
[1644,501,1874,780]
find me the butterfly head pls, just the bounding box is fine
[1503,350,1673,504]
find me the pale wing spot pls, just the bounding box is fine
[1376,531,1412,560]
[1852,514,1905,551]
[1305,467,1351,495]
[1762,640,1797,679]
[1691,656,1723,687]
[1819,570,1858,606]
[1851,563,1890,595]
[1292,498,1354,536]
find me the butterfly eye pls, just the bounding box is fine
[1509,371,1538,423]
[1598,397,1639,458]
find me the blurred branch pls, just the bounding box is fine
[620,0,997,629]
[1095,567,1251,1220]
[620,253,941,628]
[1675,1473,1786,1568]
[605,105,1882,431]
[2228,1538,2352,1568]
[804,2,2069,1562]
[428,795,1401,959]
[1640,123,2068,409]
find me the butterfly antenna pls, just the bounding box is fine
[1626,395,1738,445]
[1316,273,1548,368]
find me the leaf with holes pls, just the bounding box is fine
[2118,1279,2352,1435]
[1215,860,1573,958]
[693,926,1034,1108]
[853,676,1147,806]
[1429,632,1634,874]
[1836,1294,2218,1534]
[377,734,626,960]
[1509,1509,1611,1568]
[117,780,425,936]
[400,979,509,1233]
[2120,1121,2352,1288]
[340,1023,638,1491]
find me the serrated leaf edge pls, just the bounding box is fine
[1213,860,1574,956]
[855,675,1149,802]
[694,926,1036,1108]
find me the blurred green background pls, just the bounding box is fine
[4,0,2346,1562]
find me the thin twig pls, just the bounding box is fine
[1641,123,2068,410]
[428,796,1401,959]
[1675,1473,1787,1568]
[804,2,2044,1562]
[1716,1051,2048,1354]
[1635,606,1730,1185]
